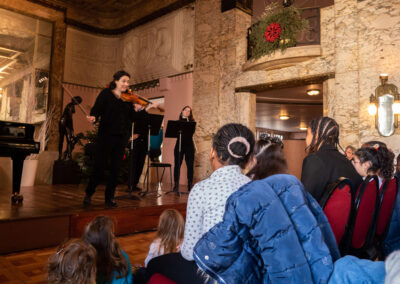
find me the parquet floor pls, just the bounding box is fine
[0,231,157,284]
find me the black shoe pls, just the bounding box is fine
[83,195,91,206]
[105,200,118,208]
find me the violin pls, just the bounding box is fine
[121,89,165,112]
[121,90,151,107]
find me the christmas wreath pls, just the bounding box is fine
[249,3,308,59]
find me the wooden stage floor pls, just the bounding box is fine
[0,183,188,254]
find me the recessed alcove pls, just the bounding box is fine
[243,45,322,72]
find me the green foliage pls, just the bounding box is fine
[249,3,308,59]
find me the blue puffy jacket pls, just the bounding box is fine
[193,174,340,284]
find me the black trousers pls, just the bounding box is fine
[85,133,128,201]
[130,136,148,187]
[174,141,195,185]
[145,253,209,284]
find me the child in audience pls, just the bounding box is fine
[82,215,133,284]
[144,209,185,266]
[193,138,340,283]
[145,123,255,284]
[301,116,362,202]
[352,145,394,186]
[47,239,97,284]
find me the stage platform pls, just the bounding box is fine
[0,183,188,254]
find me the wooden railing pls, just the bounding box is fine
[247,7,320,60]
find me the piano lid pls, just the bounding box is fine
[0,120,36,141]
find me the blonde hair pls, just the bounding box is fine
[157,209,185,254]
[47,240,97,284]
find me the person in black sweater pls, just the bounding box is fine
[173,106,196,191]
[83,70,150,207]
[301,116,362,202]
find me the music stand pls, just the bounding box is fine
[134,113,164,197]
[116,122,141,201]
[165,120,196,196]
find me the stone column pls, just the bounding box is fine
[332,0,360,148]
[192,0,252,180]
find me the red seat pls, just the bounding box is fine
[347,175,379,257]
[373,177,399,259]
[321,178,353,250]
[148,273,177,284]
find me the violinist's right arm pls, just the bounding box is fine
[88,89,107,123]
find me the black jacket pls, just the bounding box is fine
[301,144,362,202]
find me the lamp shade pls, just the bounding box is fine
[393,101,400,114]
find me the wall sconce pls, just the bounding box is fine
[368,73,400,136]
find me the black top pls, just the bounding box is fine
[90,88,143,137]
[177,117,195,145]
[301,144,362,202]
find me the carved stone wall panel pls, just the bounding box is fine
[64,28,121,87]
[122,6,194,84]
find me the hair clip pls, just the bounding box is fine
[373,144,379,151]
[56,247,64,255]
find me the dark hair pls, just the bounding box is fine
[82,216,128,283]
[397,153,400,164]
[345,145,355,152]
[355,145,395,179]
[212,123,255,169]
[307,116,341,153]
[361,140,387,148]
[179,106,195,121]
[247,139,288,180]
[47,240,97,284]
[109,70,130,90]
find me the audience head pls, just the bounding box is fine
[345,145,355,160]
[306,116,340,153]
[361,140,387,148]
[211,123,255,169]
[157,209,185,254]
[82,215,128,283]
[47,240,97,284]
[109,70,130,91]
[397,153,400,173]
[179,106,194,121]
[247,137,288,180]
[353,144,395,179]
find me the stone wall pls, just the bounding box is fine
[235,1,400,157]
[192,0,253,180]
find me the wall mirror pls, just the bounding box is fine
[0,7,53,124]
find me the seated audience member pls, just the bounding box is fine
[145,123,255,283]
[352,145,394,187]
[145,209,185,266]
[180,123,255,261]
[301,116,362,202]
[395,153,400,179]
[82,216,133,284]
[345,145,356,160]
[193,139,340,283]
[328,255,385,284]
[47,240,97,284]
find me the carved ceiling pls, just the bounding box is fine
[29,0,194,34]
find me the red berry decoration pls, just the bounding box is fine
[264,22,282,43]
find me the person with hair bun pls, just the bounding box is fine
[301,116,362,202]
[83,70,156,207]
[180,123,255,261]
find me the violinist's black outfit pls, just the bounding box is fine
[84,88,142,206]
[174,118,195,190]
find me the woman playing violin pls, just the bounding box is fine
[84,70,156,207]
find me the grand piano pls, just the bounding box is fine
[0,121,40,204]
